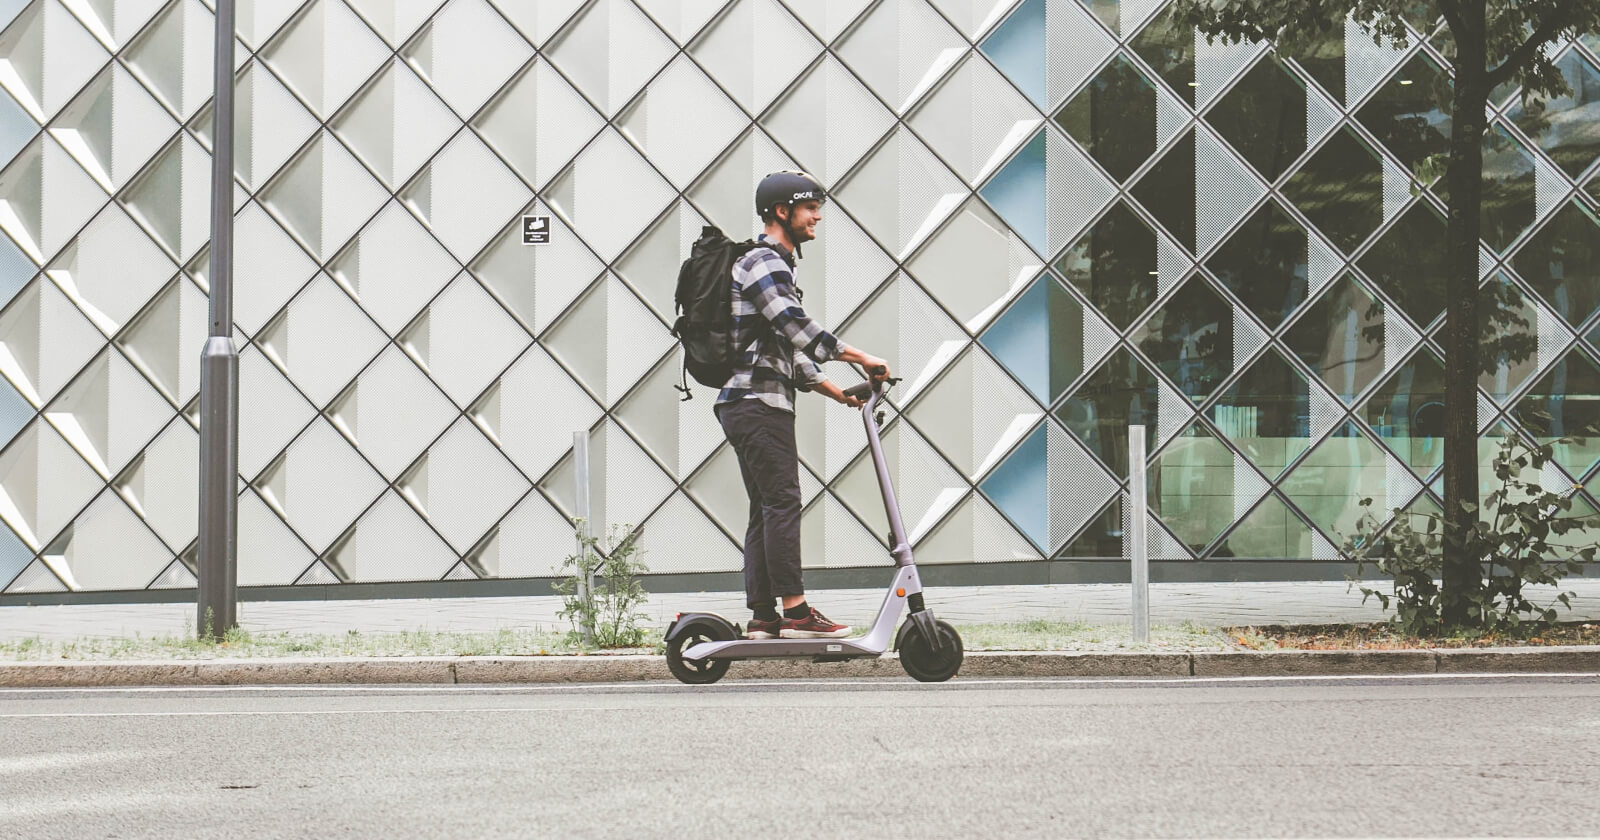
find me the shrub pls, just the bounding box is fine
[1343,433,1599,635]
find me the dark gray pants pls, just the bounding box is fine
[715,399,804,611]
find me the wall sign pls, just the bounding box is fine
[522,215,550,245]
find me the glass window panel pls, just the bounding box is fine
[978,0,1045,105]
[978,273,1087,405]
[979,129,1047,254]
[1130,129,1196,249]
[1480,275,1540,401]
[1054,55,1158,183]
[1055,347,1160,476]
[1283,274,1387,402]
[1060,496,1123,558]
[1205,200,1310,327]
[1213,493,1317,559]
[1209,348,1315,478]
[1280,421,1393,539]
[1358,203,1448,324]
[1511,348,1600,477]
[1507,50,1600,179]
[977,421,1047,549]
[1149,423,1241,552]
[1082,0,1121,34]
[1355,53,1451,174]
[1132,274,1232,401]
[1055,201,1160,330]
[1362,350,1446,478]
[1512,201,1600,327]
[1547,493,1600,553]
[1129,8,1195,106]
[1481,126,1538,253]
[1290,31,1343,104]
[1282,128,1384,253]
[1205,57,1307,181]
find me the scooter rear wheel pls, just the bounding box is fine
[899,619,963,682]
[666,619,734,685]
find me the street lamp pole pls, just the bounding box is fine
[197,0,238,641]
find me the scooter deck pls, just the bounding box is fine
[683,636,884,661]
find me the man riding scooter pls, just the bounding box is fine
[714,170,893,641]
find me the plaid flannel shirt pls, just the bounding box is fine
[715,235,842,412]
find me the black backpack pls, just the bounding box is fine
[671,226,770,400]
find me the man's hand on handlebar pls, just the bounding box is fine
[814,380,865,408]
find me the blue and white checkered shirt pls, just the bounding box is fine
[715,235,842,412]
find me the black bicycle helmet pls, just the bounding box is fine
[755,170,826,220]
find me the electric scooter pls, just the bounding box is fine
[663,367,964,684]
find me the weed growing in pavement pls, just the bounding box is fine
[553,520,651,649]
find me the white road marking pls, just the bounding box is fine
[0,670,1595,700]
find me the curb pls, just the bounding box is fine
[4,647,1600,688]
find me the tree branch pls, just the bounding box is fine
[1487,1,1579,89]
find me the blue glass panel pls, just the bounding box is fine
[979,129,1047,255]
[979,422,1048,549]
[978,273,1087,404]
[0,89,34,167]
[0,226,33,307]
[0,0,26,30]
[981,276,1049,401]
[978,0,1045,106]
[0,378,30,443]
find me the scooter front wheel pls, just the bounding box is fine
[666,619,734,685]
[899,619,963,682]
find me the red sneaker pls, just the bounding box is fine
[780,607,851,639]
[745,616,781,640]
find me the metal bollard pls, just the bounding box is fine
[1129,425,1149,643]
[573,430,593,647]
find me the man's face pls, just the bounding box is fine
[780,199,823,242]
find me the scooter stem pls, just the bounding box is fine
[861,388,913,566]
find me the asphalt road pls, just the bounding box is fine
[3,675,1599,839]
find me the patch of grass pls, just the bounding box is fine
[0,626,588,662]
[1225,621,1600,650]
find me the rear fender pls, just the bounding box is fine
[664,612,738,643]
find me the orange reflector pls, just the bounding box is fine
[896,588,906,597]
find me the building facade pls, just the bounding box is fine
[0,0,1597,599]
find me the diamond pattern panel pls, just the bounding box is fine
[909,52,1042,186]
[261,0,390,120]
[616,55,745,190]
[8,10,1600,590]
[473,58,604,191]
[332,59,461,191]
[545,0,676,117]
[692,0,820,115]
[762,56,895,187]
[402,0,532,120]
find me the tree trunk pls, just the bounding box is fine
[1441,1,1488,628]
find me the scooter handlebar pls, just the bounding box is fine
[842,366,898,402]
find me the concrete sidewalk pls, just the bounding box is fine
[5,579,1600,642]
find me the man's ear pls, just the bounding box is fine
[774,203,789,223]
